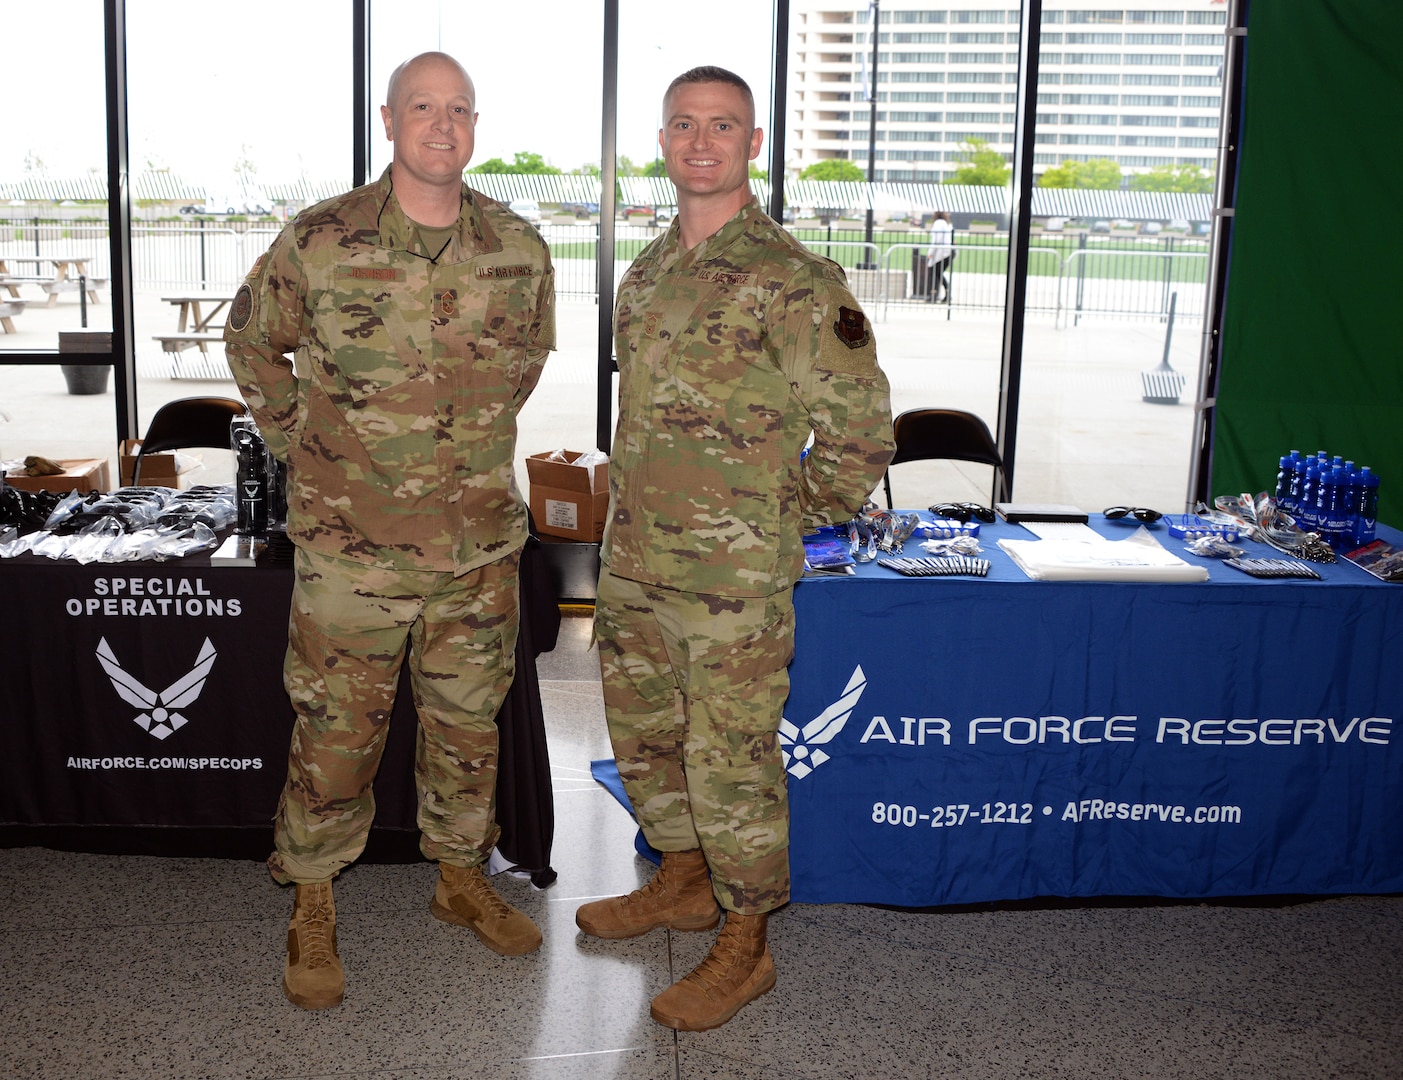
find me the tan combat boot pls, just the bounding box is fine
[649,911,776,1031]
[431,862,543,955]
[575,848,721,939]
[283,880,344,1009]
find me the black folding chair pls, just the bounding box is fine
[881,407,1008,509]
[131,396,249,485]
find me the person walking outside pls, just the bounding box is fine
[926,210,955,302]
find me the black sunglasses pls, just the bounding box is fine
[1103,506,1163,523]
[930,502,996,524]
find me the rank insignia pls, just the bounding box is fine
[228,283,254,332]
[435,289,458,318]
[833,306,871,349]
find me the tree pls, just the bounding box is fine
[616,155,643,178]
[1038,158,1122,190]
[571,162,602,177]
[234,143,259,195]
[799,159,864,182]
[468,151,561,175]
[945,139,1010,186]
[748,163,768,181]
[1131,163,1214,193]
[642,158,669,178]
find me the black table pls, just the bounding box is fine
[0,533,559,873]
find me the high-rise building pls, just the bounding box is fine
[789,0,1228,183]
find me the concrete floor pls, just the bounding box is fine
[2,611,1400,1080]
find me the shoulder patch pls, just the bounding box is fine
[818,304,878,376]
[228,283,254,333]
[833,306,871,349]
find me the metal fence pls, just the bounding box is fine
[2,216,1209,324]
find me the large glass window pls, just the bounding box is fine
[790,0,1011,508]
[1020,1,1223,510]
[1,1,110,470]
[117,1,350,482]
[374,1,606,473]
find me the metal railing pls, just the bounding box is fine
[2,217,1210,325]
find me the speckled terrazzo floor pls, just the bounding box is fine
[3,611,1401,1080]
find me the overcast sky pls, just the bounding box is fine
[1,0,776,189]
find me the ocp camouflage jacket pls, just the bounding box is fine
[224,166,555,573]
[604,198,894,597]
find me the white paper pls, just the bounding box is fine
[998,526,1209,582]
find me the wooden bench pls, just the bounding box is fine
[0,297,25,333]
[152,333,231,380]
[43,276,109,306]
[153,332,225,355]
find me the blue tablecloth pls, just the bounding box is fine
[784,518,1403,905]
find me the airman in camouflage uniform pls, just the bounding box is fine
[224,52,553,1011]
[576,67,894,1033]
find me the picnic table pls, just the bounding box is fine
[0,255,107,306]
[163,293,235,334]
[155,292,235,379]
[0,296,25,333]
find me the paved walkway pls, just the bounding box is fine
[2,285,1208,511]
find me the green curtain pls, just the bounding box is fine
[1213,1,1403,528]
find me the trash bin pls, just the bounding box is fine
[911,249,932,299]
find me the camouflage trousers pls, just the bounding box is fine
[267,546,520,884]
[594,569,795,914]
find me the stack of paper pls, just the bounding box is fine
[998,526,1209,582]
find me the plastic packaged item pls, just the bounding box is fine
[231,417,268,536]
[913,517,981,540]
[1165,514,1240,542]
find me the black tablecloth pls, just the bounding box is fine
[0,532,560,872]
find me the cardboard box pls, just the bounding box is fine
[526,450,608,542]
[3,458,110,494]
[118,438,183,487]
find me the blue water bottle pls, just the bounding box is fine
[1275,451,1300,512]
[1352,466,1379,548]
[1286,451,1308,514]
[1318,465,1352,549]
[1298,456,1322,532]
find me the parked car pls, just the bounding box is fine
[508,198,544,226]
[1041,216,1067,231]
[1166,219,1191,233]
[653,206,675,225]
[1140,221,1163,235]
[560,200,599,219]
[1090,220,1111,233]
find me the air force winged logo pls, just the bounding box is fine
[778,665,867,780]
[95,637,218,740]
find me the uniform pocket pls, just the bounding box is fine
[315,279,429,404]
